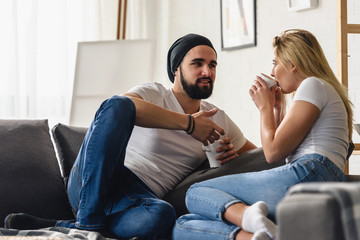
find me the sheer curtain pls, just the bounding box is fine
[0,0,117,126]
[126,0,156,39]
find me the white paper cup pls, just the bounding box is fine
[202,140,223,168]
[260,73,277,88]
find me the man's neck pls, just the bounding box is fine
[172,88,201,114]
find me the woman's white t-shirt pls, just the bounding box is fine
[124,82,247,198]
[286,77,349,171]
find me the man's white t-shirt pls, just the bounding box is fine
[124,82,247,198]
[286,77,349,171]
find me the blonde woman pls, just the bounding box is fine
[173,29,353,240]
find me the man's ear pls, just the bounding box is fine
[174,66,180,76]
[173,67,182,87]
[174,66,180,80]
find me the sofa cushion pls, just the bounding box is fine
[0,119,74,223]
[51,123,87,186]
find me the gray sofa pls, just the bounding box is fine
[0,119,283,238]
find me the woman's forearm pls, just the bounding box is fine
[259,106,278,163]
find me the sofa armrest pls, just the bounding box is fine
[276,192,344,240]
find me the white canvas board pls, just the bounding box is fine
[70,39,154,127]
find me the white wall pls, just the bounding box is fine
[150,0,338,146]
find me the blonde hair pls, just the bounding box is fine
[273,29,353,140]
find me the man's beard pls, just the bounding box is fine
[180,67,213,99]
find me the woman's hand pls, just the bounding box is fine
[216,137,238,164]
[249,76,276,111]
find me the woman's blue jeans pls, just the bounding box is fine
[55,96,176,239]
[173,154,346,240]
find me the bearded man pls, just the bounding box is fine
[5,34,256,239]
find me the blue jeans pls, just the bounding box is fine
[56,96,176,239]
[173,154,346,240]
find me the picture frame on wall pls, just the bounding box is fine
[220,0,256,50]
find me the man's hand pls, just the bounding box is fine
[216,137,238,164]
[190,108,225,145]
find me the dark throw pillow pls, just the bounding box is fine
[0,119,74,223]
[51,123,87,186]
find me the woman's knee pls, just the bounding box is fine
[186,182,203,196]
[172,214,200,240]
[173,213,238,240]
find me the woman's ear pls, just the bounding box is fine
[290,63,297,73]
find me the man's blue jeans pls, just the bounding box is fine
[173,154,346,240]
[56,96,176,239]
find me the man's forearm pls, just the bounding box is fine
[122,93,225,145]
[126,96,189,131]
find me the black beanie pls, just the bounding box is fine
[167,33,216,83]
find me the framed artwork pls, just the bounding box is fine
[220,0,256,50]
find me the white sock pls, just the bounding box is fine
[252,231,271,240]
[242,201,276,239]
[242,201,268,231]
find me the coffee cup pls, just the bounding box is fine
[260,73,277,88]
[202,140,223,168]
